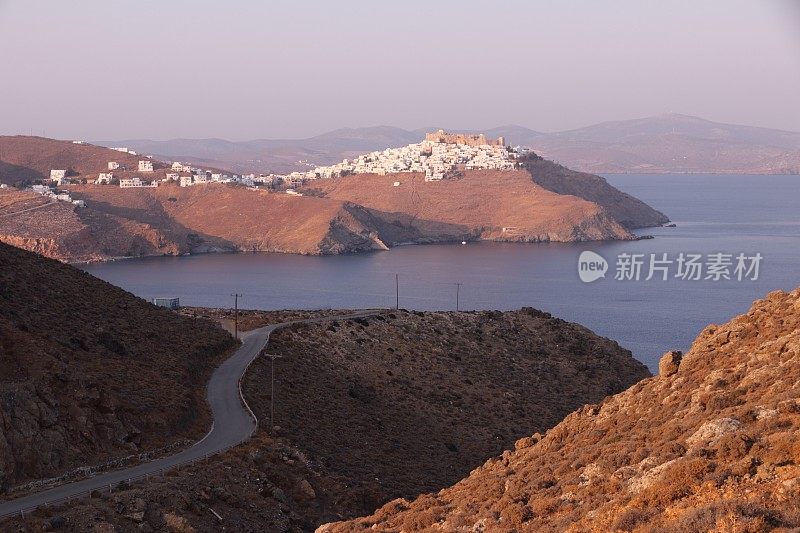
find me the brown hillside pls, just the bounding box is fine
[301,170,636,243]
[0,242,235,491]
[0,136,166,185]
[521,156,670,229]
[1,308,650,531]
[0,170,643,263]
[244,310,649,507]
[324,288,800,532]
[0,184,389,262]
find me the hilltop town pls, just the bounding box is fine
[0,133,668,263]
[283,130,523,182]
[9,131,527,205]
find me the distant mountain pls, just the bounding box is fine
[546,113,800,148]
[92,114,800,174]
[530,113,800,174]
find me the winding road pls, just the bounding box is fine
[0,311,378,519]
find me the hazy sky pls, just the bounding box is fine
[1,0,799,140]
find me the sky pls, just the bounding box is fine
[1,0,799,140]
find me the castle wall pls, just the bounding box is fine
[424,129,505,147]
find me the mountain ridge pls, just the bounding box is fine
[89,114,800,174]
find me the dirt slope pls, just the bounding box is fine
[0,185,388,262]
[323,288,800,532]
[0,136,165,185]
[0,242,235,492]
[302,169,636,244]
[244,310,649,508]
[521,156,669,229]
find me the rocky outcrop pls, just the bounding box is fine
[321,288,800,532]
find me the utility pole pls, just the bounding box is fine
[264,354,283,433]
[455,282,462,311]
[395,273,399,310]
[231,293,242,340]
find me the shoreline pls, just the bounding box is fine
[68,228,665,266]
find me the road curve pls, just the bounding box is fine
[0,310,379,519]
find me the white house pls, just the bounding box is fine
[50,169,67,181]
[165,172,179,181]
[119,177,147,188]
[179,175,194,187]
[138,160,154,172]
[97,173,113,184]
[108,161,120,170]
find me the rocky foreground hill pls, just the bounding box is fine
[1,309,650,531]
[322,288,800,532]
[0,136,668,263]
[0,242,235,492]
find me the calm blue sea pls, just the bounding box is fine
[83,174,800,372]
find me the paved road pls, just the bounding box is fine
[0,311,378,519]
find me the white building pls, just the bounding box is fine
[179,175,194,187]
[97,173,113,184]
[165,172,179,181]
[50,169,67,181]
[73,199,86,208]
[30,184,51,194]
[119,177,156,188]
[111,147,131,153]
[108,161,120,170]
[171,161,192,172]
[138,160,154,172]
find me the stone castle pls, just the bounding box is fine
[425,129,505,147]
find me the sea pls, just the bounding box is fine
[83,174,800,372]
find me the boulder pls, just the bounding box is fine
[658,350,683,376]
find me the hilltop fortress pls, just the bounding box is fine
[425,129,505,147]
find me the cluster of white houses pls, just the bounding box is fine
[46,131,525,194]
[26,184,85,207]
[271,130,525,183]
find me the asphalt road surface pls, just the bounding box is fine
[0,311,377,519]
